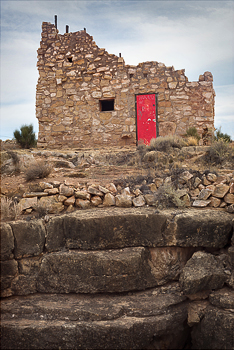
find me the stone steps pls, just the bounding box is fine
[1,283,188,350]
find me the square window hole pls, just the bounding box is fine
[100,99,114,111]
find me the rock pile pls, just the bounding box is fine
[18,170,234,216]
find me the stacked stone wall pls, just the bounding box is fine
[36,22,215,148]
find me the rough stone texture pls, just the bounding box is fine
[191,306,234,349]
[0,223,14,260]
[187,300,209,327]
[18,197,38,211]
[213,184,230,198]
[103,192,116,206]
[37,248,156,293]
[1,283,188,350]
[209,287,234,309]
[1,259,18,291]
[38,195,64,213]
[10,220,46,259]
[36,22,215,149]
[179,251,226,295]
[115,194,132,207]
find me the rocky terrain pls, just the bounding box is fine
[1,141,234,349]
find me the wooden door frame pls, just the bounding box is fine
[135,93,159,146]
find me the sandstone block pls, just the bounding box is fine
[44,188,59,195]
[209,196,221,207]
[88,186,103,196]
[37,248,155,293]
[0,223,14,260]
[179,251,226,294]
[206,173,217,182]
[10,220,46,259]
[1,259,18,290]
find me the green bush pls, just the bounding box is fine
[185,127,201,141]
[214,127,231,143]
[13,124,36,149]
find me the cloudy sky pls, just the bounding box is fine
[1,0,234,141]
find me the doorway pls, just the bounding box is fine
[135,93,158,145]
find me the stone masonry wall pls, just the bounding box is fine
[36,22,215,149]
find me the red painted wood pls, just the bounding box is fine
[136,94,156,145]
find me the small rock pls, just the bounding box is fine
[179,171,193,184]
[38,195,64,214]
[75,198,90,209]
[213,184,229,198]
[66,204,74,213]
[64,196,76,206]
[106,183,117,193]
[58,195,67,203]
[202,174,211,186]
[198,188,213,200]
[75,191,91,200]
[189,188,200,197]
[192,200,211,207]
[50,181,61,188]
[132,195,145,207]
[115,194,132,208]
[18,197,37,211]
[198,184,205,191]
[155,178,164,188]
[133,188,143,196]
[220,201,227,208]
[206,173,217,182]
[59,184,74,197]
[87,186,103,196]
[144,194,157,206]
[209,197,221,208]
[91,196,102,206]
[121,187,131,196]
[230,183,234,194]
[23,192,48,198]
[226,204,234,213]
[40,182,53,190]
[148,183,157,192]
[98,185,109,194]
[224,193,234,204]
[44,188,59,195]
[193,177,202,188]
[103,193,116,207]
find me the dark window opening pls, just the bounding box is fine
[67,57,73,63]
[100,99,114,111]
[129,74,134,78]
[143,73,147,78]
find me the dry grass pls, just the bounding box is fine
[1,197,21,221]
[186,136,198,146]
[147,136,186,152]
[25,160,52,181]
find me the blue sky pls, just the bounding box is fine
[1,0,234,140]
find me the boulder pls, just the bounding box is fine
[75,190,91,200]
[64,196,75,206]
[18,197,37,211]
[91,196,102,206]
[75,198,91,209]
[179,251,226,294]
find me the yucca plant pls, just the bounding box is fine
[13,124,36,149]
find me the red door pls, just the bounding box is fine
[136,94,157,145]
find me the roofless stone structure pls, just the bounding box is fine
[36,20,215,148]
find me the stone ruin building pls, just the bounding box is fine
[36,19,215,148]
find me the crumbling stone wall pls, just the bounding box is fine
[36,22,215,148]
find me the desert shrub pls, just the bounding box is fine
[205,139,233,165]
[35,203,49,218]
[13,124,37,149]
[214,127,231,143]
[186,136,198,146]
[25,160,52,181]
[1,197,20,221]
[147,136,186,153]
[185,127,201,141]
[154,184,185,209]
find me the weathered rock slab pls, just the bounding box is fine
[1,283,188,349]
[37,247,155,293]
